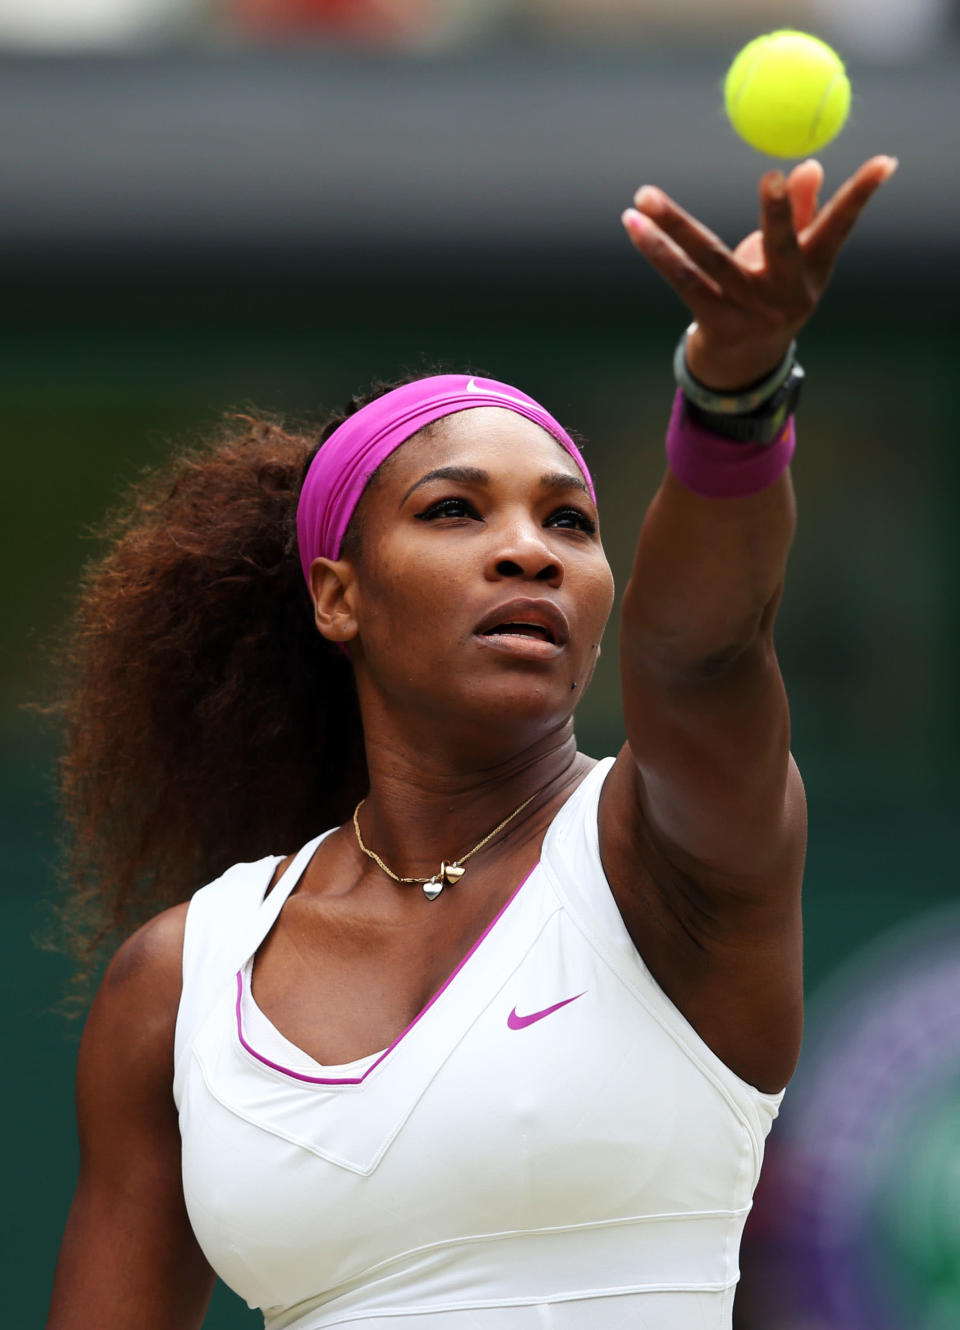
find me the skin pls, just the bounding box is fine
[46,153,897,1329]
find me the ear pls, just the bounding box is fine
[309,557,359,645]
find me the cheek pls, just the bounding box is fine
[580,563,616,637]
[355,541,460,641]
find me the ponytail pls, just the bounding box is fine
[55,408,370,983]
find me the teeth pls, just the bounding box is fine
[486,622,551,641]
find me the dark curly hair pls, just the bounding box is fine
[52,373,432,991]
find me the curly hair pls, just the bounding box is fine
[52,375,428,990]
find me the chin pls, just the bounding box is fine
[457,672,582,740]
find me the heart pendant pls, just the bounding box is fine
[441,862,466,884]
[422,878,444,901]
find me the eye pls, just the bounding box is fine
[546,506,597,536]
[414,496,482,522]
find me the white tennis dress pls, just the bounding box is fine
[174,759,783,1329]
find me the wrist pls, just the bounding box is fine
[684,323,796,393]
[673,323,804,446]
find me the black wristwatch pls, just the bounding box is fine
[673,324,805,445]
[684,363,805,444]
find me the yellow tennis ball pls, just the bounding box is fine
[725,29,851,158]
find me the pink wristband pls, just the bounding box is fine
[665,388,796,499]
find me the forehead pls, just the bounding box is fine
[384,405,582,485]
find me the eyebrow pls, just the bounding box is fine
[401,466,488,506]
[400,465,590,507]
[540,470,591,498]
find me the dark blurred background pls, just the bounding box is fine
[4,0,959,1325]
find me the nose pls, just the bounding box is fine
[485,518,563,587]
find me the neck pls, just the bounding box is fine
[356,721,582,882]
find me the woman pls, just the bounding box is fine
[46,154,896,1330]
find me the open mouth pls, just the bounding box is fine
[473,599,569,654]
[480,622,557,645]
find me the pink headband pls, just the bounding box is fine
[296,373,595,584]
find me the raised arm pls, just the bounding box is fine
[46,907,214,1330]
[598,156,897,1092]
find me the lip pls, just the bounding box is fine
[472,597,570,659]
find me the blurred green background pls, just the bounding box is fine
[4,6,959,1326]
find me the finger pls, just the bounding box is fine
[803,155,898,283]
[787,159,824,236]
[732,229,765,273]
[621,208,726,324]
[632,185,757,305]
[759,172,806,297]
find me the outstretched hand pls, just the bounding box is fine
[621,155,898,390]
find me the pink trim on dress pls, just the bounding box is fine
[235,863,540,1086]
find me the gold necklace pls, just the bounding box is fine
[353,789,540,901]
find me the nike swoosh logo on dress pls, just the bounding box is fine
[507,992,586,1030]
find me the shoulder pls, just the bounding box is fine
[102,904,188,996]
[93,850,284,1037]
[90,909,188,1053]
[77,846,287,1129]
[77,909,191,1117]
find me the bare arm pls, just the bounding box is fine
[46,905,215,1330]
[599,157,897,1091]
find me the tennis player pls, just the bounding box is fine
[46,154,896,1330]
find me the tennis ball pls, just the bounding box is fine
[724,30,851,158]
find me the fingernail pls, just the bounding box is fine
[768,174,786,199]
[633,185,659,211]
[881,156,900,182]
[621,208,644,236]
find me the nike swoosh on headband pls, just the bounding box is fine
[507,991,586,1030]
[465,377,530,407]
